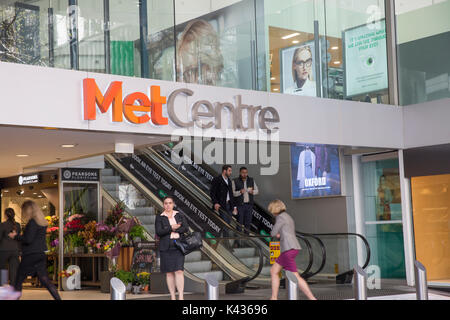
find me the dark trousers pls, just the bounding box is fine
[14,253,61,300]
[0,250,20,285]
[237,203,253,234]
[219,202,233,238]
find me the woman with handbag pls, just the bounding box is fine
[155,196,189,300]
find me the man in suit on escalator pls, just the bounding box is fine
[210,165,238,248]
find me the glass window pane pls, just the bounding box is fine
[174,0,256,89]
[395,0,450,105]
[63,183,99,220]
[78,0,105,73]
[365,223,406,279]
[0,0,53,67]
[260,0,318,95]
[147,0,175,81]
[362,158,402,222]
[110,0,140,77]
[322,0,388,104]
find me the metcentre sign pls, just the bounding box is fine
[83,78,280,131]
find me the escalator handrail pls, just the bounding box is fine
[137,150,269,242]
[296,231,326,278]
[147,147,370,277]
[106,153,279,281]
[299,231,371,270]
[143,148,258,236]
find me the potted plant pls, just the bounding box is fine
[136,272,150,293]
[68,233,85,254]
[115,270,134,292]
[129,225,146,243]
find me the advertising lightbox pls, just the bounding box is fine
[290,143,341,199]
[344,19,388,97]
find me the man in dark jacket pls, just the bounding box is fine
[0,208,21,285]
[210,165,237,242]
[232,167,259,235]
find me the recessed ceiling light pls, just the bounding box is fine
[282,32,300,40]
[331,46,339,50]
[3,190,9,193]
[292,40,300,44]
[334,61,341,65]
[16,154,29,157]
[270,77,276,81]
[61,144,77,148]
[273,88,279,92]
[38,195,43,198]
[33,192,37,195]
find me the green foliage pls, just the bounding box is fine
[115,270,134,285]
[66,233,84,247]
[129,225,146,240]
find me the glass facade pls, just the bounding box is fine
[362,157,406,279]
[0,1,447,106]
[395,0,450,105]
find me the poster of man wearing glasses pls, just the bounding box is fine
[281,41,317,97]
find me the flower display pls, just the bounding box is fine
[136,272,150,286]
[65,217,84,233]
[59,270,75,278]
[104,202,125,227]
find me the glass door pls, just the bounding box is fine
[361,155,406,279]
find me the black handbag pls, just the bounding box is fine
[174,231,203,255]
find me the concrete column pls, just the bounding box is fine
[398,150,416,286]
[351,155,366,266]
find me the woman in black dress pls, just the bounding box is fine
[9,200,61,300]
[0,208,21,285]
[155,196,189,300]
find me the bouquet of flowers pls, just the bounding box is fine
[59,270,75,278]
[104,202,125,227]
[78,220,97,248]
[96,223,116,241]
[46,216,59,251]
[65,214,85,234]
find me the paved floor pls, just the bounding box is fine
[17,279,450,300]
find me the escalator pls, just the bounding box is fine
[146,143,371,283]
[100,153,316,293]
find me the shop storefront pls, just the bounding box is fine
[0,167,150,292]
[404,144,450,288]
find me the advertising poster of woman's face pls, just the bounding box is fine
[281,42,317,97]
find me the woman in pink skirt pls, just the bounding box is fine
[268,199,317,300]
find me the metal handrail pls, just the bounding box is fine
[145,146,371,280]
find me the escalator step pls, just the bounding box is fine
[131,207,155,216]
[185,260,212,273]
[137,215,156,224]
[142,224,155,235]
[232,247,256,258]
[100,169,114,176]
[185,251,202,262]
[100,175,121,183]
[102,183,118,191]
